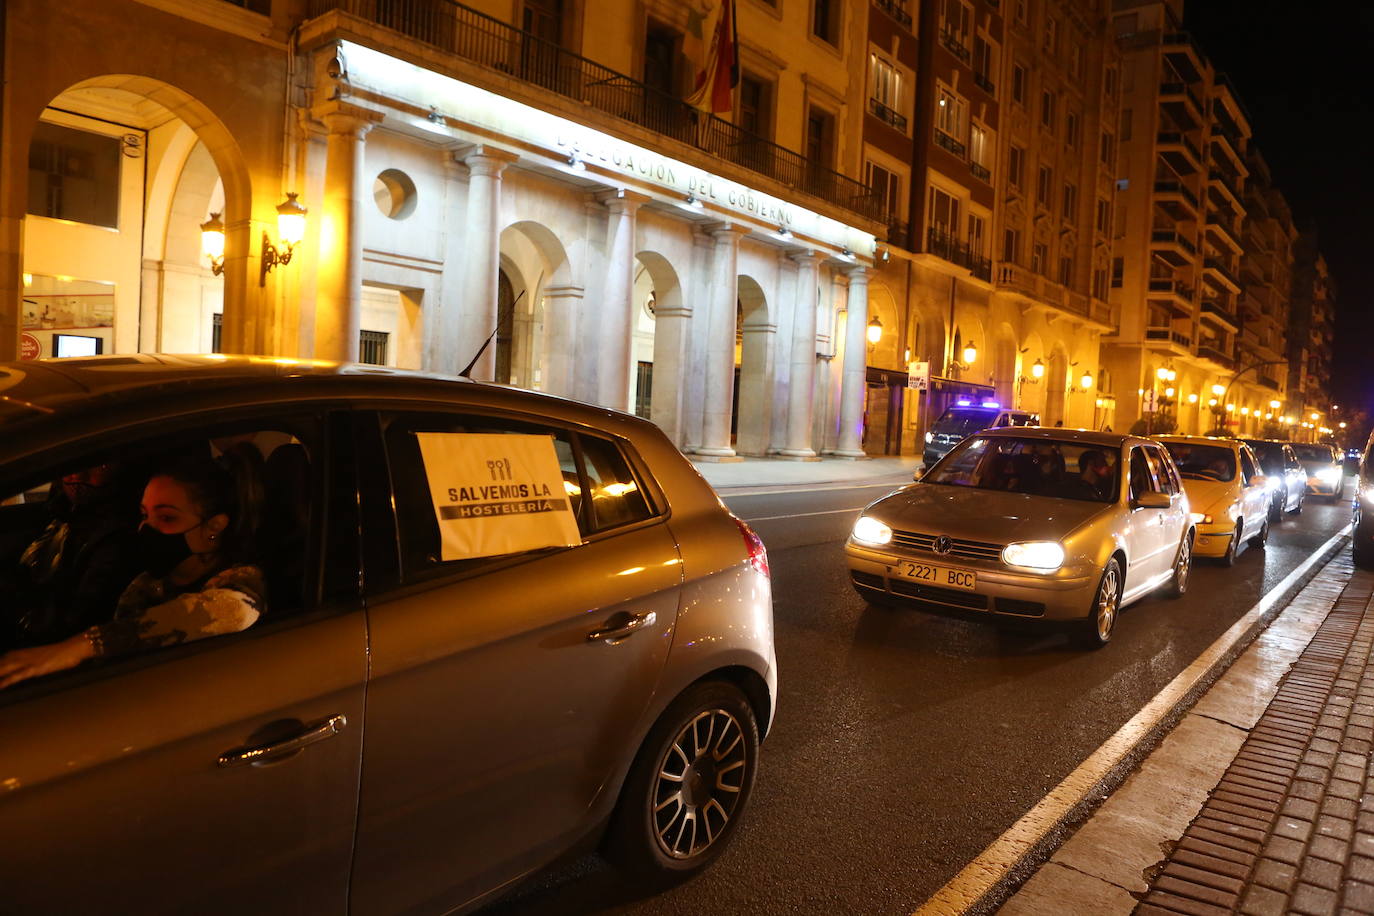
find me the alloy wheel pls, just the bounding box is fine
[1173,536,1192,593]
[1094,564,1120,643]
[652,709,749,860]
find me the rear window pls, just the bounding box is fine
[1246,442,1284,474]
[1290,444,1334,463]
[1161,442,1237,482]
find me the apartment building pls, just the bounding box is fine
[1238,151,1296,438]
[861,0,1118,455]
[1288,233,1337,439]
[3,0,889,460]
[1104,1,1269,436]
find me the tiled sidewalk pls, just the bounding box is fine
[1139,563,1374,915]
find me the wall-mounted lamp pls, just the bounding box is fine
[1226,403,1235,412]
[1211,383,1225,397]
[866,316,883,345]
[878,247,891,264]
[1018,356,1045,385]
[1164,387,1176,398]
[260,193,308,286]
[1310,412,1320,421]
[1270,399,1281,410]
[1241,406,1250,416]
[200,211,226,276]
[948,340,977,374]
[1070,362,1094,392]
[1208,397,1218,407]
[1155,366,1177,383]
[1187,393,1199,404]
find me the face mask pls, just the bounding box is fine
[136,524,194,578]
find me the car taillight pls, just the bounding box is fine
[734,517,770,578]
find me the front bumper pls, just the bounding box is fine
[844,543,1097,622]
[1307,476,1343,497]
[1193,526,1236,558]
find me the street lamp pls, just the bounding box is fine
[1211,383,1225,397]
[260,192,308,286]
[200,212,225,276]
[963,341,978,365]
[866,316,883,345]
[1031,358,1045,379]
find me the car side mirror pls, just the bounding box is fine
[1134,491,1171,509]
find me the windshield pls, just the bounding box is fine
[1290,443,1334,464]
[930,407,1001,439]
[924,435,1120,503]
[1161,442,1237,482]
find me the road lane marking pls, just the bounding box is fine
[915,524,1352,916]
[743,508,863,522]
[720,482,910,497]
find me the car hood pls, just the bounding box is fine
[1180,478,1232,515]
[866,483,1109,543]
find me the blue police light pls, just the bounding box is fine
[982,400,1000,408]
[956,399,972,406]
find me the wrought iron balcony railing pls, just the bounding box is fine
[934,129,966,157]
[939,27,972,63]
[306,0,886,223]
[868,97,908,132]
[970,161,991,183]
[873,0,913,28]
[973,72,995,95]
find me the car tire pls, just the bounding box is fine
[1290,490,1303,515]
[1220,522,1240,567]
[604,680,760,885]
[1082,558,1122,648]
[1268,493,1284,523]
[1163,533,1192,599]
[1249,517,1269,550]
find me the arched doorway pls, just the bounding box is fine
[1046,346,1069,426]
[20,79,246,359]
[497,220,573,394]
[628,251,688,443]
[862,282,904,456]
[733,275,774,456]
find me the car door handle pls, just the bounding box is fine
[217,714,348,768]
[587,611,657,643]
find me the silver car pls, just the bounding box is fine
[846,428,1194,646]
[0,355,776,914]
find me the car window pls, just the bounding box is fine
[0,414,321,694]
[1143,446,1178,494]
[1283,446,1301,471]
[931,408,1001,439]
[382,411,656,582]
[1239,447,1259,485]
[1129,447,1159,501]
[923,435,1119,503]
[1161,442,1236,482]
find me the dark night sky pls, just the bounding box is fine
[1181,0,1374,410]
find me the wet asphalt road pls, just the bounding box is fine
[486,483,1353,916]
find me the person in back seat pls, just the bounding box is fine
[0,446,267,689]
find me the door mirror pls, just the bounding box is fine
[1134,491,1171,509]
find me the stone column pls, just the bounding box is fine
[313,102,382,363]
[541,283,584,397]
[597,190,647,410]
[458,146,518,380]
[777,251,822,459]
[696,225,747,459]
[830,266,870,458]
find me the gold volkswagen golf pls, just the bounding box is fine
[846,428,1194,646]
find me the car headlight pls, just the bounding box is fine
[1190,512,1213,525]
[1317,468,1342,484]
[1002,540,1065,570]
[851,516,893,546]
[924,431,934,444]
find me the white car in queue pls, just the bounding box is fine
[1155,435,1272,565]
[845,428,1195,647]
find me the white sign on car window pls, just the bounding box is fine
[417,432,582,561]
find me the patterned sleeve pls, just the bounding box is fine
[87,565,267,658]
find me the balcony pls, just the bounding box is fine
[1154,178,1199,210]
[934,128,967,157]
[1159,81,1203,130]
[970,161,991,183]
[1147,277,1195,317]
[874,0,913,28]
[304,0,885,223]
[885,220,911,251]
[939,27,972,63]
[926,225,989,279]
[1201,300,1239,330]
[1258,373,1281,390]
[868,97,908,132]
[1197,343,1235,371]
[1145,326,1194,356]
[1157,131,1202,174]
[1206,216,1244,254]
[1203,257,1241,293]
[1208,170,1244,209]
[1161,32,1204,83]
[973,72,996,95]
[1151,228,1197,264]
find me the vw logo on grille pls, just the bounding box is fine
[933,535,953,556]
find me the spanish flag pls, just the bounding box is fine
[685,0,738,114]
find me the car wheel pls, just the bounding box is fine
[1291,490,1303,514]
[1268,493,1283,523]
[1083,558,1122,648]
[1220,522,1240,567]
[604,680,759,884]
[1163,533,1192,598]
[1249,517,1269,549]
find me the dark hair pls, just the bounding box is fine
[151,443,265,562]
[1078,449,1108,472]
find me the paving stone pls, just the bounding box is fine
[1337,763,1365,783]
[1335,778,1366,800]
[1354,832,1374,858]
[1251,857,1299,893]
[1308,834,1349,864]
[1172,847,1252,882]
[1343,878,1374,913]
[1359,811,1374,833]
[1281,797,1319,821]
[1214,789,1280,816]
[1291,779,1325,801]
[1263,835,1306,866]
[1239,882,1289,915]
[1291,881,1340,915]
[1273,817,1314,842]
[1323,796,1359,821]
[1192,825,1263,856]
[1351,854,1374,884]
[1295,764,1328,782]
[1196,816,1265,844]
[1152,876,1239,913]
[1317,813,1355,841]
[1177,836,1257,868]
[1301,853,1343,891]
[1304,750,1337,769]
